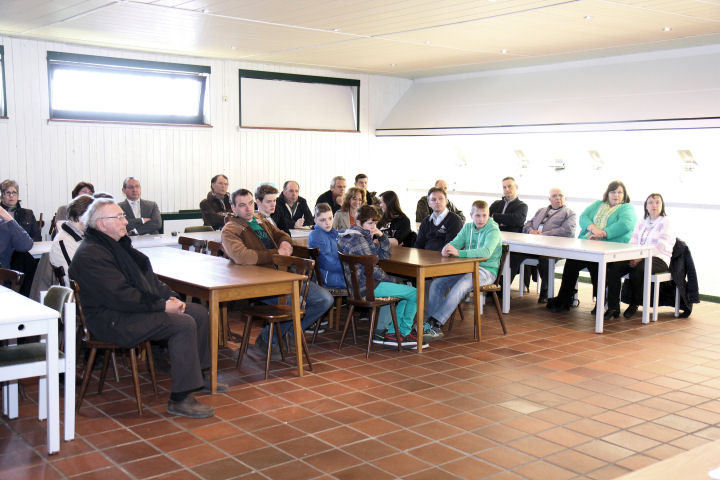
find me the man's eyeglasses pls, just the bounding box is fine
[99,214,126,221]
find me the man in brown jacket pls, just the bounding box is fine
[221,188,332,359]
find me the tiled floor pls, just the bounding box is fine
[2,283,719,479]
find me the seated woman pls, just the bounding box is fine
[49,194,94,286]
[1,179,41,295]
[549,180,637,313]
[308,203,345,289]
[0,204,33,270]
[378,190,413,247]
[337,205,420,347]
[332,187,365,231]
[604,193,675,320]
[55,181,95,223]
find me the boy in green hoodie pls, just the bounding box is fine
[424,200,502,340]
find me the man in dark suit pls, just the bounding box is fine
[271,180,313,234]
[489,176,528,233]
[118,177,162,235]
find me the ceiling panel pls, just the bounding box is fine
[0,0,111,33]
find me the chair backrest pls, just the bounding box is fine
[52,265,66,286]
[207,240,224,257]
[184,225,214,233]
[292,245,323,286]
[178,236,208,253]
[37,212,45,233]
[48,213,58,239]
[272,254,315,310]
[43,285,74,317]
[337,252,378,303]
[70,281,92,342]
[0,267,25,292]
[494,244,510,287]
[404,231,417,248]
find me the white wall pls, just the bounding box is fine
[0,35,412,231]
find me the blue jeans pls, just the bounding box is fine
[426,268,496,325]
[259,282,333,344]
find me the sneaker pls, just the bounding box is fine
[383,331,403,346]
[623,304,639,319]
[373,330,387,344]
[304,326,326,334]
[422,323,444,342]
[167,396,214,418]
[400,331,430,349]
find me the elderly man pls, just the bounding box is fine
[271,180,314,234]
[315,176,346,215]
[69,198,224,419]
[489,177,528,233]
[416,179,464,223]
[415,186,464,252]
[255,184,279,227]
[118,177,162,235]
[199,174,231,230]
[509,188,577,303]
[222,189,332,359]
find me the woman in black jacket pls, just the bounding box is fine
[379,190,413,247]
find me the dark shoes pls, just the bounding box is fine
[247,337,282,362]
[548,297,570,313]
[167,396,214,418]
[538,292,548,304]
[201,378,229,393]
[624,304,639,318]
[604,309,620,321]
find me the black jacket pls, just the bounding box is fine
[2,202,41,241]
[414,211,463,252]
[489,197,528,233]
[316,190,341,214]
[271,193,314,234]
[380,214,414,247]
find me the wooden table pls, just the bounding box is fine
[618,438,720,479]
[140,247,307,391]
[379,247,482,351]
[500,232,656,333]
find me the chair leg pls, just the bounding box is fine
[674,287,680,318]
[275,323,286,362]
[97,349,112,394]
[77,348,98,413]
[389,304,402,352]
[128,347,143,415]
[365,307,378,358]
[110,351,120,383]
[652,277,660,322]
[144,341,159,397]
[236,315,254,369]
[491,292,507,335]
[311,314,322,345]
[338,305,355,350]
[265,322,277,381]
[300,333,313,372]
[519,264,526,297]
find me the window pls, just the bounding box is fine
[0,45,6,117]
[239,70,359,132]
[47,52,210,125]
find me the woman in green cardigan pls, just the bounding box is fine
[549,180,637,313]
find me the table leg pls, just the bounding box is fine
[416,270,425,353]
[291,280,304,376]
[64,302,76,441]
[642,251,652,325]
[472,264,482,341]
[595,259,606,334]
[502,252,511,313]
[547,258,556,299]
[46,319,60,454]
[208,291,219,394]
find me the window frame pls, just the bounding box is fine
[0,45,7,118]
[47,51,211,126]
[238,69,360,132]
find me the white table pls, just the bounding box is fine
[0,287,63,453]
[500,232,655,333]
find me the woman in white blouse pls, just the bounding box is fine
[49,195,94,285]
[604,193,676,320]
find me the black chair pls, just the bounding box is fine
[0,267,24,292]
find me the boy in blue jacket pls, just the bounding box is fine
[424,200,502,340]
[308,203,345,289]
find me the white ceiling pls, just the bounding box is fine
[1,0,719,78]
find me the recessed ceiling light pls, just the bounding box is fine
[230,46,237,50]
[584,15,593,20]
[424,40,431,45]
[501,48,507,54]
[391,63,397,67]
[332,28,340,32]
[202,8,209,13]
[663,26,672,32]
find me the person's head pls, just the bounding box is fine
[379,190,403,219]
[434,179,448,191]
[355,204,381,231]
[93,192,114,199]
[644,193,667,219]
[210,174,229,197]
[283,180,300,205]
[603,180,630,206]
[342,187,366,213]
[470,200,490,230]
[122,177,142,201]
[330,176,346,201]
[0,179,20,207]
[549,188,566,209]
[427,187,448,214]
[84,198,128,241]
[502,177,518,200]
[355,174,368,190]
[71,182,95,198]
[231,188,255,221]
[255,184,278,216]
[66,194,94,224]
[314,203,333,232]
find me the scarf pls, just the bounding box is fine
[584,202,620,239]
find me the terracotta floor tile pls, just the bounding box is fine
[168,444,227,468]
[315,426,369,446]
[653,413,709,433]
[2,464,66,480]
[602,430,661,452]
[509,436,565,457]
[615,453,659,471]
[334,463,397,480]
[545,449,606,474]
[259,459,322,480]
[122,455,183,479]
[344,438,398,461]
[574,439,635,462]
[587,464,632,480]
[235,446,293,470]
[276,435,332,458]
[373,452,432,477]
[72,467,136,480]
[103,441,161,464]
[476,445,535,469]
[303,449,362,473]
[441,456,502,479]
[51,452,113,477]
[512,460,576,480]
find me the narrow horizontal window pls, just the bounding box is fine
[47,52,210,125]
[239,70,359,132]
[0,45,6,117]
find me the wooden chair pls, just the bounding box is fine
[448,244,509,337]
[37,212,45,235]
[235,254,315,380]
[207,240,224,257]
[337,252,403,358]
[293,244,347,342]
[184,225,214,233]
[72,282,158,415]
[0,268,24,292]
[205,241,234,344]
[178,236,208,254]
[52,265,66,286]
[48,213,58,239]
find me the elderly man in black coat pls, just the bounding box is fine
[69,198,226,418]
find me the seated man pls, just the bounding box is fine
[354,173,379,206]
[118,177,162,235]
[337,205,420,347]
[271,180,314,234]
[415,186,464,252]
[69,198,223,419]
[509,188,577,303]
[424,200,502,340]
[489,176,528,233]
[199,174,231,230]
[416,179,464,223]
[255,184,279,228]
[221,188,332,359]
[316,176,346,215]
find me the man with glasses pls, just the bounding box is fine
[70,198,223,419]
[118,177,162,235]
[222,188,332,360]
